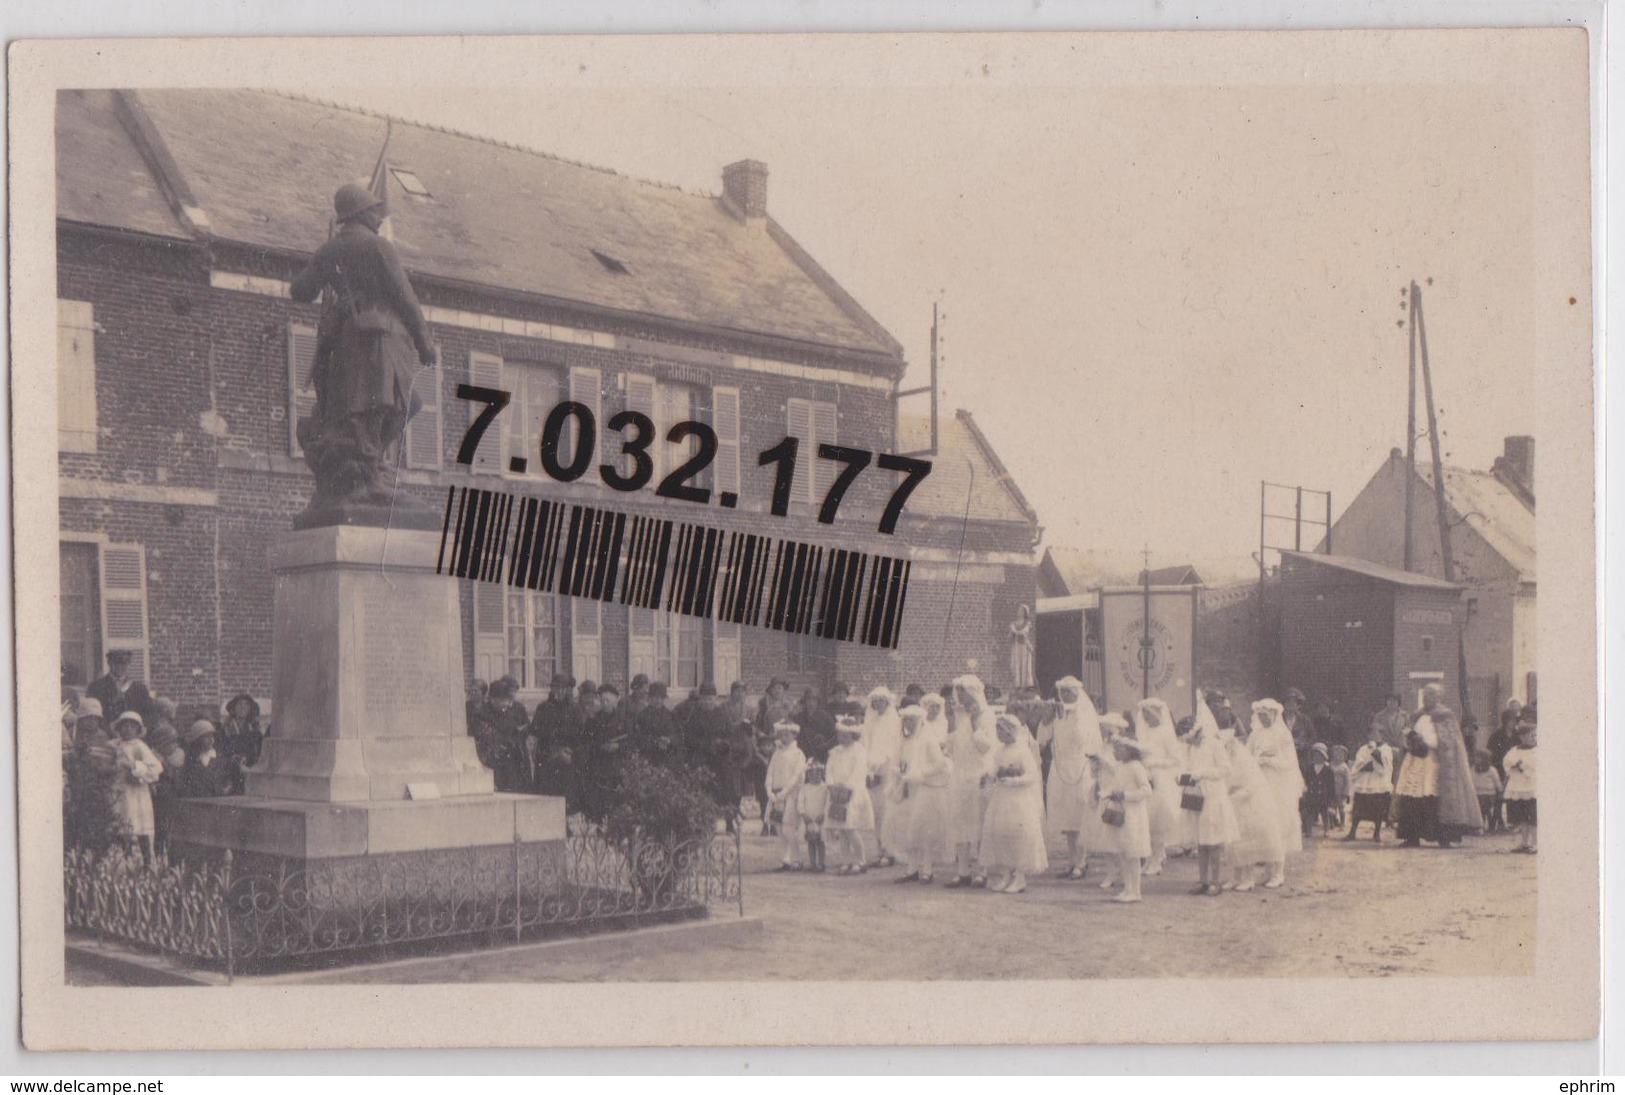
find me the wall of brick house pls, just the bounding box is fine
[1326,452,1523,699]
[1277,561,1396,750]
[1390,587,1467,717]
[1195,582,1267,707]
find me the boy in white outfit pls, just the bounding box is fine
[765,720,808,870]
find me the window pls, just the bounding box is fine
[472,582,562,691]
[58,301,98,453]
[712,620,741,691]
[1421,635,1434,653]
[786,397,838,504]
[590,249,630,275]
[622,375,701,484]
[502,359,564,481]
[629,608,704,694]
[60,542,101,688]
[287,322,319,458]
[390,168,431,197]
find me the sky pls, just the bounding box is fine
[331,79,1538,568]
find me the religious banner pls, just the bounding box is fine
[1099,585,1199,721]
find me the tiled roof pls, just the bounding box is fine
[56,88,904,364]
[1421,464,1536,583]
[1280,550,1463,591]
[897,411,1037,526]
[56,91,190,240]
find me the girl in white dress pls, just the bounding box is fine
[1249,698,1305,886]
[110,711,163,858]
[1093,713,1129,890]
[823,717,875,874]
[945,675,997,889]
[1215,696,1282,891]
[1038,676,1102,880]
[1101,736,1153,902]
[861,686,903,867]
[1182,698,1240,896]
[978,713,1048,893]
[1134,698,1184,875]
[764,720,808,870]
[895,703,951,883]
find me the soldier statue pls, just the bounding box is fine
[289,183,438,527]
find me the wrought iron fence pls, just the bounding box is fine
[65,827,743,978]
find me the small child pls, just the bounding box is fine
[110,711,163,859]
[797,763,830,872]
[1502,719,1536,853]
[824,716,877,874]
[765,720,808,870]
[1346,732,1393,842]
[977,713,1048,894]
[1472,750,1505,835]
[1299,743,1336,838]
[1329,744,1351,830]
[1102,736,1152,903]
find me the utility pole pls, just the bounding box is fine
[1404,283,1418,572]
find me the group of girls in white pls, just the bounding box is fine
[760,674,1313,900]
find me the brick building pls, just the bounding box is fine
[1276,551,1466,749]
[55,88,1040,712]
[1321,441,1536,717]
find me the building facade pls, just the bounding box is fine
[55,89,1040,713]
[1322,441,1536,718]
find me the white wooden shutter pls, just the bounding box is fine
[712,387,741,497]
[404,345,444,470]
[471,581,508,681]
[712,620,742,693]
[624,373,658,483]
[98,544,149,683]
[569,367,603,479]
[287,323,319,458]
[628,607,658,681]
[467,351,505,476]
[572,599,602,683]
[813,400,839,501]
[57,300,98,453]
[786,398,814,503]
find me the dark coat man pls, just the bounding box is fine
[478,678,531,793]
[794,690,838,765]
[633,683,679,763]
[582,684,629,821]
[529,675,584,802]
[86,650,153,729]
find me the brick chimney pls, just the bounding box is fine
[722,159,768,224]
[1493,435,1535,508]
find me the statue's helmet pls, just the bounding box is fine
[333,182,383,222]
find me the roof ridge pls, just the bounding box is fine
[260,89,706,198]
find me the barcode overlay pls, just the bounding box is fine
[437,485,912,649]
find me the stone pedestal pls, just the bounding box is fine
[250,524,491,802]
[167,523,565,885]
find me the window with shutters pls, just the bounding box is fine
[622,375,704,486]
[712,619,742,692]
[472,582,562,691]
[287,322,320,458]
[403,345,444,470]
[466,351,507,475]
[572,600,602,684]
[58,301,98,453]
[711,386,741,499]
[98,544,150,684]
[501,359,563,482]
[786,397,838,504]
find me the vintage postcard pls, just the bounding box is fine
[10,31,1598,1049]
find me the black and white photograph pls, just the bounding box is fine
[10,30,1598,1050]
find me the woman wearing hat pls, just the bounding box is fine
[1099,734,1152,902]
[110,711,164,858]
[176,719,234,800]
[220,694,264,794]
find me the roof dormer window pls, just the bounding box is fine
[390,167,431,197]
[590,249,630,275]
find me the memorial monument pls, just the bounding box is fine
[168,183,565,895]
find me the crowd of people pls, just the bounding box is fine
[61,643,1538,878]
[60,650,268,856]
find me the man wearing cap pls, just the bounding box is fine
[290,181,436,510]
[530,674,584,803]
[86,650,153,729]
[793,687,838,765]
[581,684,628,820]
[634,682,679,763]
